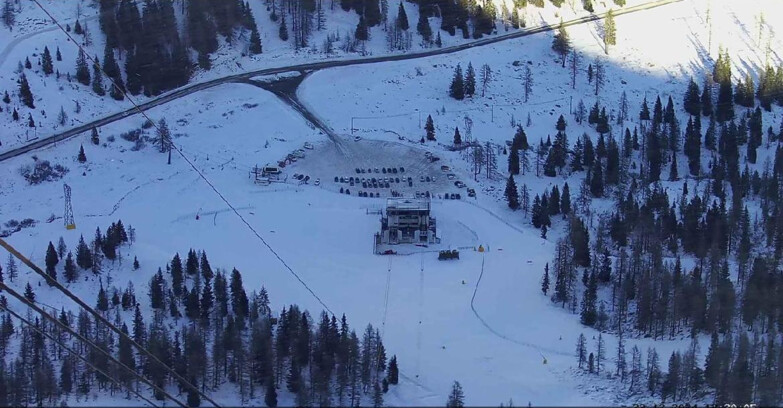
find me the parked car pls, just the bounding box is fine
[314,178,320,186]
[426,176,431,182]
[420,176,426,182]
[354,136,362,142]
[374,168,380,173]
[304,142,314,150]
[399,167,405,173]
[447,174,456,180]
[467,188,476,197]
[441,165,450,172]
[429,156,440,162]
[292,150,305,159]
[355,168,361,174]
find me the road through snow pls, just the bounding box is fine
[0,0,683,162]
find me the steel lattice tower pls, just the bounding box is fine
[63,183,75,230]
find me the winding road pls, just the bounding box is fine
[0,0,682,162]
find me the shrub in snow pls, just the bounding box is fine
[19,160,69,185]
[120,129,143,142]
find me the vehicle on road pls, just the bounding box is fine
[304,142,314,150]
[467,188,476,197]
[354,136,362,142]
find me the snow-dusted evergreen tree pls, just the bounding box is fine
[464,62,476,97]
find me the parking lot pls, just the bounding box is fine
[283,137,473,200]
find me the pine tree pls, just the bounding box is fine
[56,47,62,61]
[508,146,520,175]
[96,284,109,311]
[596,333,605,374]
[75,49,91,86]
[41,46,54,76]
[561,183,571,215]
[552,22,571,67]
[2,90,9,104]
[18,74,34,108]
[449,64,465,100]
[45,241,59,282]
[77,145,87,163]
[453,127,462,145]
[372,380,383,407]
[590,160,604,197]
[580,271,597,326]
[102,45,125,101]
[446,381,465,407]
[556,114,567,131]
[396,2,408,30]
[505,175,520,210]
[24,282,35,302]
[2,0,16,29]
[603,9,616,54]
[464,63,476,97]
[355,15,369,41]
[425,115,435,141]
[616,334,627,382]
[63,252,77,283]
[90,127,100,145]
[576,333,587,368]
[541,263,550,295]
[523,65,533,102]
[27,113,35,128]
[265,376,278,408]
[24,56,31,69]
[416,9,432,42]
[91,56,105,96]
[684,78,701,116]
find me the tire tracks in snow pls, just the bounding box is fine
[83,170,184,218]
[470,254,572,359]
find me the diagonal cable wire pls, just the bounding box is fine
[0,238,205,408]
[0,280,186,407]
[29,0,334,318]
[0,300,162,408]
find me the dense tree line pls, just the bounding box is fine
[0,230,398,406]
[522,49,783,405]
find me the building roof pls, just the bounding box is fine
[386,198,430,211]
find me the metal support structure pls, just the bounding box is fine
[63,183,75,230]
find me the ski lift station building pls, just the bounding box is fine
[379,198,437,245]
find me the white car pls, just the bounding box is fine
[314,178,320,186]
[292,150,305,159]
[303,142,314,150]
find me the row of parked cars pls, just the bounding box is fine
[278,142,314,167]
[292,173,320,186]
[355,167,405,174]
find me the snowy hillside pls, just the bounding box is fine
[1,0,782,406]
